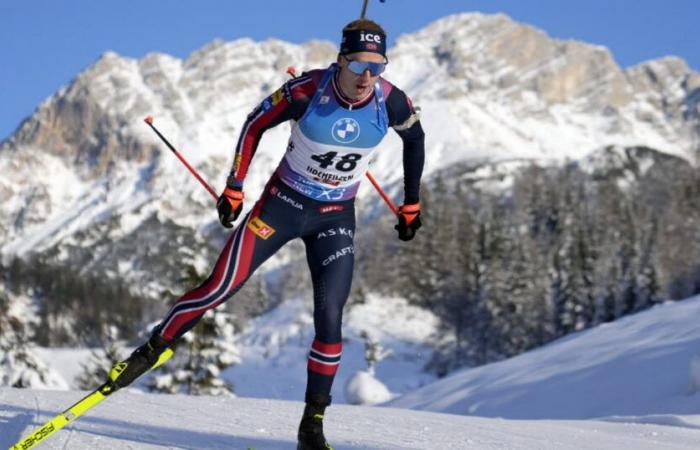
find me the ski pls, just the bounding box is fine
[11,348,174,450]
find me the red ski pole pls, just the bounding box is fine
[365,171,399,217]
[143,116,218,201]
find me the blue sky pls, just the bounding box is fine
[2,0,699,141]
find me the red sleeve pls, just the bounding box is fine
[230,74,317,187]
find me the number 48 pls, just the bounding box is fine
[311,152,362,172]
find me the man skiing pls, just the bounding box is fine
[110,18,424,450]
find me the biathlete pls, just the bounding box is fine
[109,18,425,450]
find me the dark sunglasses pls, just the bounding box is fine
[343,56,386,76]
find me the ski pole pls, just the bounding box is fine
[285,67,398,217]
[144,116,218,201]
[360,0,386,19]
[365,171,399,216]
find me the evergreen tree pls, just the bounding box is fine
[0,290,66,389]
[75,325,124,390]
[148,309,240,396]
[360,330,392,376]
[148,266,240,396]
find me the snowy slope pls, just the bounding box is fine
[2,388,700,449]
[389,295,700,425]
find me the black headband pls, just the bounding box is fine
[340,29,387,57]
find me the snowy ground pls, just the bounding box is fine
[3,388,700,449]
[390,295,700,426]
[7,296,700,448]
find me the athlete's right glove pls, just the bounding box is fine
[217,186,244,228]
[394,203,421,241]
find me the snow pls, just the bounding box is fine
[389,296,700,425]
[31,294,438,404]
[221,295,439,403]
[33,348,94,390]
[689,355,700,395]
[8,294,700,447]
[344,370,393,405]
[3,388,700,449]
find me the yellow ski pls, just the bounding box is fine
[11,348,173,450]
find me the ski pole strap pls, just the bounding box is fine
[400,203,420,213]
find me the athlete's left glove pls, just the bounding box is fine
[217,186,244,228]
[394,203,421,241]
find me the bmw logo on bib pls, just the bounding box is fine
[332,118,361,144]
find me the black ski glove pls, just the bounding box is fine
[217,186,244,228]
[394,203,421,241]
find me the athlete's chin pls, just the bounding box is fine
[354,86,370,98]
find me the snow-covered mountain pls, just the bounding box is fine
[2,12,699,261]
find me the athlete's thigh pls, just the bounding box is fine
[303,214,356,305]
[229,187,304,282]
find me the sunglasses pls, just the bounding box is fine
[343,56,386,76]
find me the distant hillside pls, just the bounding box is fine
[389,294,700,422]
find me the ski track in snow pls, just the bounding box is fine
[2,388,700,449]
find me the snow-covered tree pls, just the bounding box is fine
[75,325,124,390]
[360,330,393,376]
[148,266,241,396]
[0,290,66,389]
[148,309,240,396]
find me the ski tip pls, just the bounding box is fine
[144,116,154,125]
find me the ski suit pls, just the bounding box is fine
[155,63,425,399]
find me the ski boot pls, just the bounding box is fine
[108,334,172,390]
[297,393,334,450]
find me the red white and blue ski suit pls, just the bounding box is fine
[156,63,425,399]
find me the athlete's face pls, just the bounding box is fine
[337,52,386,100]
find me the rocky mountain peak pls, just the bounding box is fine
[403,12,697,120]
[1,12,699,261]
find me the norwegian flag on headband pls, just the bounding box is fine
[340,29,386,57]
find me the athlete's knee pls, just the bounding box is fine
[314,306,343,342]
